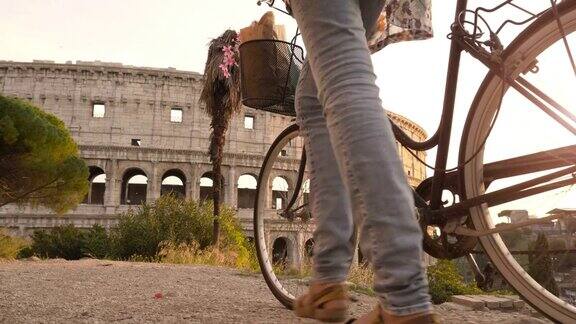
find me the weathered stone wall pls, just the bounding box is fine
[0,60,429,266]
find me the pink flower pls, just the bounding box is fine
[222,45,233,54]
[219,63,231,79]
[218,39,239,79]
[223,54,235,67]
[154,292,163,299]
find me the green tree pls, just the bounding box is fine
[0,95,88,213]
[528,233,559,296]
[199,30,242,246]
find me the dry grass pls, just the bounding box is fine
[157,241,377,296]
[272,259,375,295]
[158,242,258,271]
[348,265,375,295]
[0,229,27,260]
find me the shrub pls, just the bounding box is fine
[110,195,251,261]
[20,196,255,267]
[31,224,85,260]
[30,224,112,260]
[528,233,559,296]
[17,245,34,259]
[82,225,110,259]
[0,229,27,259]
[30,229,53,258]
[109,207,160,260]
[427,259,482,304]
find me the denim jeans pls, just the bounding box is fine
[290,0,432,315]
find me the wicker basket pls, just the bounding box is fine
[239,39,304,117]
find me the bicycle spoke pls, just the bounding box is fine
[439,166,576,219]
[516,76,576,124]
[508,77,576,135]
[483,144,576,181]
[552,0,576,78]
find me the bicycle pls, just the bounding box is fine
[240,1,576,322]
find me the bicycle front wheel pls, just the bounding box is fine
[253,123,313,309]
[462,2,576,322]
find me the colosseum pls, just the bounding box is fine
[0,60,428,266]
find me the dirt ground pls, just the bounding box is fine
[0,259,551,323]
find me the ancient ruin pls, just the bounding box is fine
[0,60,427,266]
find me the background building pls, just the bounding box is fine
[0,60,428,265]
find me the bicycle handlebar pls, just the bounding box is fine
[257,0,292,16]
[257,0,275,7]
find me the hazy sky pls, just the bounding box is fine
[1,0,573,217]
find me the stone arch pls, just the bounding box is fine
[237,173,257,209]
[161,169,186,198]
[84,166,106,205]
[271,176,290,210]
[304,238,314,258]
[120,168,148,205]
[199,171,225,202]
[272,236,290,267]
[116,162,152,180]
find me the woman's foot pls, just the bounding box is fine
[350,304,439,324]
[294,282,349,322]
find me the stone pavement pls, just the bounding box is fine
[0,259,555,323]
[447,295,552,323]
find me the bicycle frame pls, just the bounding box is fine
[275,0,576,230]
[253,2,576,319]
[391,0,576,227]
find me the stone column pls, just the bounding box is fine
[268,174,274,210]
[104,159,119,212]
[185,180,193,200]
[190,163,200,201]
[226,166,237,208]
[147,162,160,202]
[294,232,304,270]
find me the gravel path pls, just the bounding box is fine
[0,259,551,323]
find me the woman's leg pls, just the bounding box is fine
[290,0,432,315]
[296,61,354,283]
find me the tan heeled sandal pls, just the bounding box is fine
[348,304,440,324]
[294,282,349,322]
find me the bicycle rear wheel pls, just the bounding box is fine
[462,2,576,322]
[253,123,312,309]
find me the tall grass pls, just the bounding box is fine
[158,241,259,270]
[0,228,27,260]
[348,265,375,295]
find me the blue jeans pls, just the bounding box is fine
[291,0,432,315]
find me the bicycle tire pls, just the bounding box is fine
[461,1,576,322]
[253,123,303,309]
